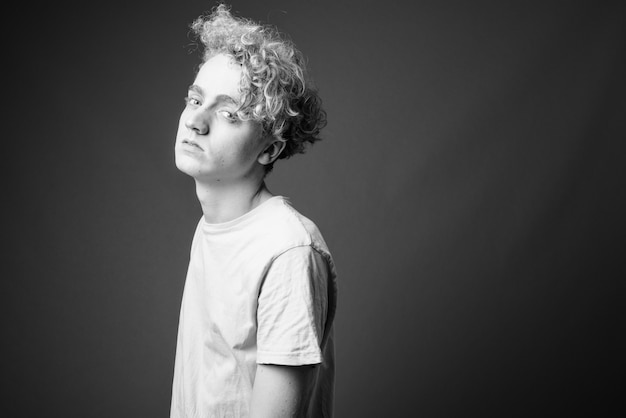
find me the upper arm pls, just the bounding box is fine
[256,246,330,366]
[252,246,331,417]
[249,364,317,418]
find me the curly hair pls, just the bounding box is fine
[190,4,327,167]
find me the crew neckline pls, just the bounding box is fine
[201,195,287,231]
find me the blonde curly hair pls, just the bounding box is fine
[190,4,327,167]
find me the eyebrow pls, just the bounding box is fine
[188,84,239,107]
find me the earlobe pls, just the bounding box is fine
[258,140,286,166]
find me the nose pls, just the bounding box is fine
[184,109,209,135]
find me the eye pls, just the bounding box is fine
[219,110,238,122]
[184,96,201,107]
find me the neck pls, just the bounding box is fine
[194,178,273,224]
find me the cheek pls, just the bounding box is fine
[177,107,194,134]
[235,139,263,164]
[176,113,186,135]
[240,127,266,155]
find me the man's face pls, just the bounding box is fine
[175,54,268,183]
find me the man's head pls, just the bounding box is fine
[189,4,326,173]
[175,53,274,183]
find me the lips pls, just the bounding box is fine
[181,139,204,151]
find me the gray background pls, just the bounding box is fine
[5,0,625,416]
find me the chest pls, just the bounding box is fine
[181,237,272,349]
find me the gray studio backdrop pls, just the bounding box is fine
[6,0,624,416]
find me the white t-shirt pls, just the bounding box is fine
[170,196,337,418]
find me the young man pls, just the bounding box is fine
[170,5,336,417]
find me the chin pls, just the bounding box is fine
[175,154,198,177]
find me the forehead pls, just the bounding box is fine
[193,54,242,99]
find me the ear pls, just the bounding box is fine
[258,139,286,166]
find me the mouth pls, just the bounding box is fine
[181,139,204,151]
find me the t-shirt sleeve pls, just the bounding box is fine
[256,245,330,366]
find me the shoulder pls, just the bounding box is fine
[262,197,332,258]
